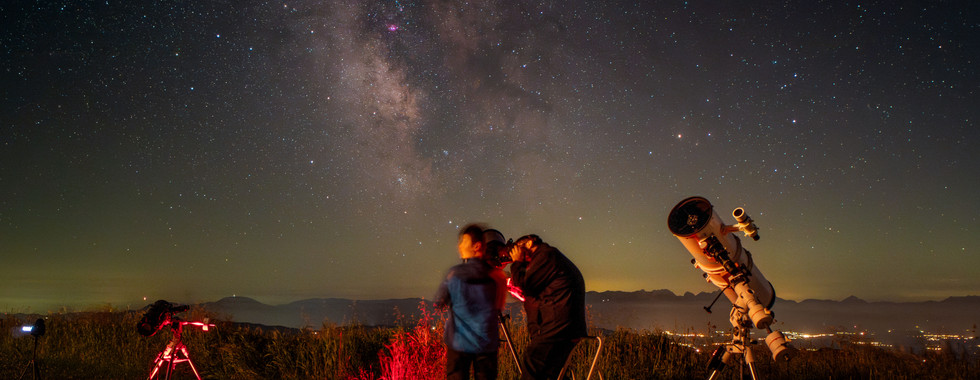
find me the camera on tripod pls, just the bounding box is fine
[17,318,45,338]
[14,318,46,379]
[137,300,190,337]
[138,300,215,380]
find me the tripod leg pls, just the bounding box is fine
[147,344,173,380]
[744,345,760,380]
[17,360,36,380]
[147,354,164,380]
[586,336,603,380]
[705,345,727,380]
[179,345,203,380]
[17,335,41,380]
[499,314,523,375]
[165,352,178,380]
[164,351,175,380]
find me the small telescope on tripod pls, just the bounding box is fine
[16,318,45,380]
[138,300,215,380]
[667,196,796,380]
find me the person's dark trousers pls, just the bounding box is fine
[446,348,499,380]
[520,339,578,380]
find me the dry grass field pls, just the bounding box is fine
[2,304,977,379]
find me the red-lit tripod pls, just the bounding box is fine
[501,278,525,375]
[146,318,215,380]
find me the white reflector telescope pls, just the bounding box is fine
[667,196,774,328]
[667,196,796,364]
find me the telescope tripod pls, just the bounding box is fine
[707,323,759,380]
[704,304,795,380]
[147,318,205,380]
[17,335,42,380]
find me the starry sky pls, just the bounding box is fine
[1,0,977,312]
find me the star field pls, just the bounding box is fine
[1,0,977,311]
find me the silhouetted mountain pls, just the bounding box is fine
[201,296,436,328]
[197,291,980,338]
[841,295,868,304]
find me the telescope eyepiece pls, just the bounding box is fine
[732,207,760,241]
[732,207,746,220]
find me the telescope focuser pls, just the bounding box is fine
[700,236,750,285]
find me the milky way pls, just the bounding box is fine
[1,0,977,311]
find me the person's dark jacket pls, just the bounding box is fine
[511,244,587,342]
[435,259,502,353]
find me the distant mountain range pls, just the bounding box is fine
[199,290,980,337]
[586,291,980,336]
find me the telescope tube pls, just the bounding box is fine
[667,196,776,314]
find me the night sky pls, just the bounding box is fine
[2,0,977,312]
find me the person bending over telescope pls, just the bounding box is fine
[435,224,508,380]
[508,234,587,380]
